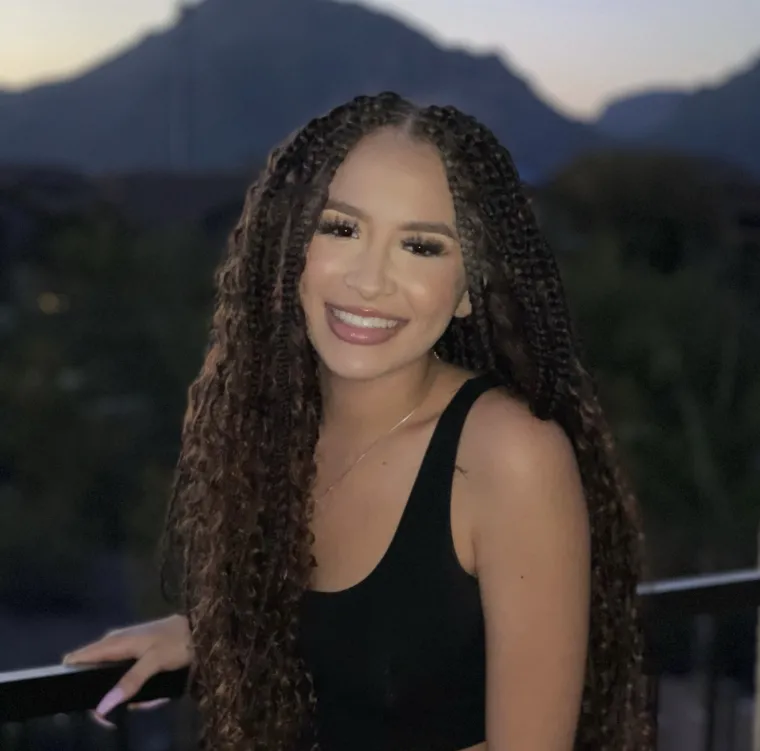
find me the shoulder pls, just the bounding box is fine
[457,385,588,554]
[461,386,580,494]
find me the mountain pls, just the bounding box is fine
[645,56,760,177]
[0,0,603,181]
[595,90,688,139]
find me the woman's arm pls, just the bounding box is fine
[469,397,590,750]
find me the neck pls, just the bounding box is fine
[320,355,438,436]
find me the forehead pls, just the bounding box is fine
[327,129,455,221]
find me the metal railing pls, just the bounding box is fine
[2,568,760,750]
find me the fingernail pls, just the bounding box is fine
[89,709,116,729]
[95,687,125,718]
[129,698,170,711]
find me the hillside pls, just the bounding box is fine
[595,90,688,139]
[0,0,602,180]
[646,55,760,176]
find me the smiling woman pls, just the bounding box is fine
[62,92,651,751]
[300,129,472,378]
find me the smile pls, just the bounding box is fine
[329,307,400,329]
[325,304,407,346]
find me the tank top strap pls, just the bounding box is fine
[386,372,502,579]
[414,372,502,499]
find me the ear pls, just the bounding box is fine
[453,288,472,319]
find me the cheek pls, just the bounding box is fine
[406,263,467,320]
[300,240,341,301]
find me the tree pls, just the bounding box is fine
[542,156,760,576]
[0,206,218,610]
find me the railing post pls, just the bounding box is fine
[692,611,723,751]
[647,673,660,743]
[703,615,718,751]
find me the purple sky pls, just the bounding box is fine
[0,0,758,117]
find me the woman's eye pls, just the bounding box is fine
[317,219,359,239]
[404,237,445,257]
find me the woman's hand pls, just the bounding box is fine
[62,614,192,723]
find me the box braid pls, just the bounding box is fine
[160,92,650,751]
[412,104,651,751]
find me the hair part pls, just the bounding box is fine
[161,92,651,751]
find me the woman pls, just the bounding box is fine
[63,92,650,750]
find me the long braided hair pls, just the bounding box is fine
[162,92,651,750]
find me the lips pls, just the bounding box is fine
[325,304,407,345]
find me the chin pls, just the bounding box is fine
[317,349,402,382]
[307,316,439,383]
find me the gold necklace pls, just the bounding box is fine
[313,398,424,504]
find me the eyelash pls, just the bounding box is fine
[316,218,445,257]
[317,218,358,239]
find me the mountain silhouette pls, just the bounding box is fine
[645,55,760,176]
[595,90,688,139]
[0,0,602,181]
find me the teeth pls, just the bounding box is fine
[331,307,399,329]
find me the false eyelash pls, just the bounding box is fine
[316,219,445,257]
[403,236,445,257]
[316,218,358,238]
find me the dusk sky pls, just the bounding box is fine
[0,0,758,118]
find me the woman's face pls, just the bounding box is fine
[299,128,471,381]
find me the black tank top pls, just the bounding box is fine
[298,373,500,751]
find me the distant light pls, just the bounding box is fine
[37,292,68,314]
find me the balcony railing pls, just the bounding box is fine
[2,569,760,750]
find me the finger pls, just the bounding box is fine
[127,698,171,711]
[89,709,116,730]
[100,648,164,708]
[94,686,126,720]
[63,637,140,665]
[88,649,164,724]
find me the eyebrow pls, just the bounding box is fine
[324,199,458,241]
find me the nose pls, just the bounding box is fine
[344,239,396,300]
